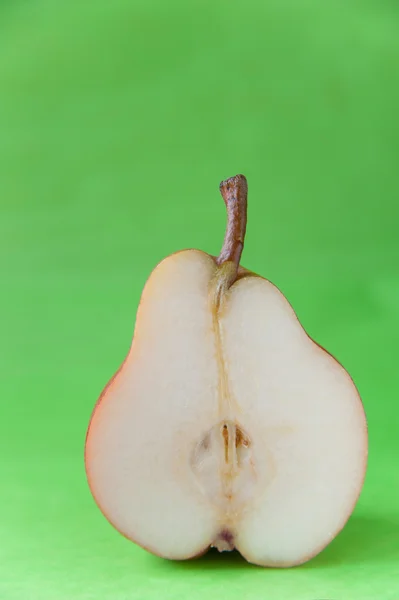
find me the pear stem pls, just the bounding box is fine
[217,174,248,270]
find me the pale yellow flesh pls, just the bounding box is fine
[85,250,368,566]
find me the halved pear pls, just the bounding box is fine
[85,175,367,567]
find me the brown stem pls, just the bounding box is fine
[216,174,248,269]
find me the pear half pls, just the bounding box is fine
[85,175,367,567]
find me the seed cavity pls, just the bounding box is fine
[190,420,255,514]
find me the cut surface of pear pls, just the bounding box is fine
[85,175,367,567]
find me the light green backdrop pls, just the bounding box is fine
[1,1,398,599]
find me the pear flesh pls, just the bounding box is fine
[85,177,367,567]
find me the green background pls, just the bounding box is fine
[1,1,398,598]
